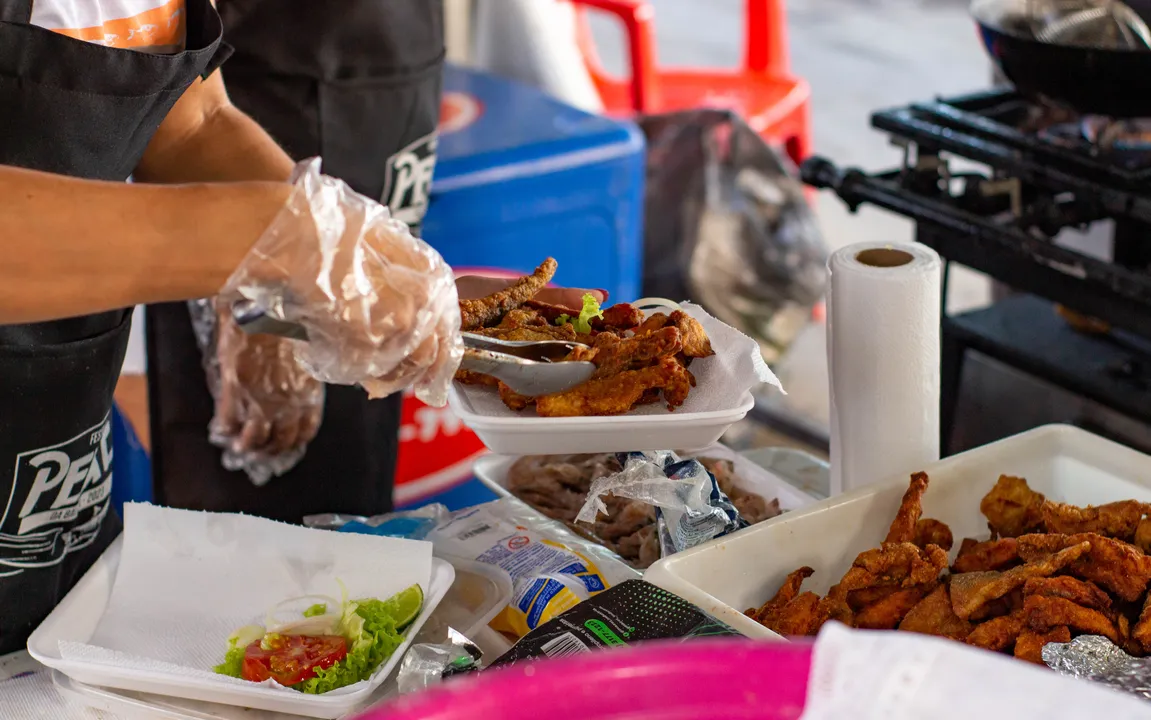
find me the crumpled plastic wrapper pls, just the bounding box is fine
[575,451,747,559]
[395,627,482,694]
[639,109,828,363]
[303,504,449,540]
[1044,635,1151,701]
[219,157,463,406]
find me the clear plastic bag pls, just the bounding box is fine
[638,110,828,363]
[576,452,747,559]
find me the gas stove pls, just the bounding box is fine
[802,88,1151,454]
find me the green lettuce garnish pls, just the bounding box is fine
[303,603,327,617]
[554,293,603,334]
[291,599,405,694]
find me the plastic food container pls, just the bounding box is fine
[45,556,508,719]
[474,443,816,514]
[362,639,814,720]
[644,424,1151,639]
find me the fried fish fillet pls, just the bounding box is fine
[966,612,1026,652]
[949,540,1090,620]
[459,258,557,330]
[980,475,1046,538]
[1017,532,1151,602]
[913,519,954,552]
[1024,595,1120,644]
[589,327,682,379]
[1041,499,1147,540]
[853,585,935,630]
[535,357,687,416]
[831,542,949,597]
[885,472,930,545]
[899,585,973,641]
[668,310,714,358]
[1132,592,1151,654]
[1014,626,1070,664]
[1022,576,1112,613]
[749,566,814,622]
[952,538,1020,574]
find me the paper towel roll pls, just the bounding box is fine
[827,243,942,495]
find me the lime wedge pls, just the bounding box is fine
[381,584,423,630]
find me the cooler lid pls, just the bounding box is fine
[433,65,643,191]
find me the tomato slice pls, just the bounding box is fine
[241,634,348,686]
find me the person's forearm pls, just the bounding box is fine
[134,103,295,184]
[0,164,290,324]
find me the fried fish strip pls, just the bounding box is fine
[1017,532,1151,602]
[454,369,498,387]
[589,327,682,379]
[760,592,827,637]
[1014,626,1070,664]
[913,518,953,553]
[668,310,714,358]
[459,257,557,330]
[1024,595,1120,644]
[949,541,1090,620]
[1132,593,1151,653]
[966,612,1026,652]
[535,357,684,416]
[898,585,973,641]
[853,585,935,630]
[831,542,949,598]
[885,472,930,544]
[475,323,579,343]
[1136,518,1151,555]
[952,538,1020,574]
[749,567,815,621]
[1041,499,1146,540]
[980,475,1046,538]
[1022,576,1112,613]
[498,382,534,411]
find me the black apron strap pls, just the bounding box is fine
[202,40,233,79]
[0,0,32,23]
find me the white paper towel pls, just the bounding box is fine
[802,624,1151,720]
[457,302,784,418]
[827,243,941,495]
[59,504,432,697]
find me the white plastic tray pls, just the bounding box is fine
[448,300,767,455]
[450,390,755,455]
[28,540,455,719]
[644,424,1151,640]
[473,444,817,514]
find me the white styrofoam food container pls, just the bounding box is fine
[644,424,1151,640]
[450,390,755,456]
[28,540,455,719]
[48,556,508,720]
[473,443,817,514]
[448,300,762,455]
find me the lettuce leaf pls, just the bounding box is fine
[554,294,603,334]
[303,603,327,617]
[291,598,405,695]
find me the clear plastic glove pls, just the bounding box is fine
[220,158,463,407]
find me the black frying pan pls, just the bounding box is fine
[974,2,1151,117]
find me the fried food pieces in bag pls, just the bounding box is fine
[747,471,1151,667]
[455,258,716,416]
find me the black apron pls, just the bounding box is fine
[147,0,445,522]
[0,0,229,654]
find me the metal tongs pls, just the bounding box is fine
[231,299,596,397]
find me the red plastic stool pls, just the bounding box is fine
[572,0,813,166]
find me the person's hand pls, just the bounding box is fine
[211,306,323,458]
[220,158,463,406]
[455,276,608,310]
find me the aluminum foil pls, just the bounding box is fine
[1044,635,1151,701]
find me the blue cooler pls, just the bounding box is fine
[393,65,646,510]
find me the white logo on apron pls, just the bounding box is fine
[0,415,112,572]
[381,130,438,227]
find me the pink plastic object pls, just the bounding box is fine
[363,639,814,720]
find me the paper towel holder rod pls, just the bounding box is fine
[856,248,914,268]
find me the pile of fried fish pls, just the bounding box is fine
[749,473,1151,664]
[457,258,715,416]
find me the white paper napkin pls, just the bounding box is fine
[458,302,783,417]
[802,624,1151,720]
[58,504,432,696]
